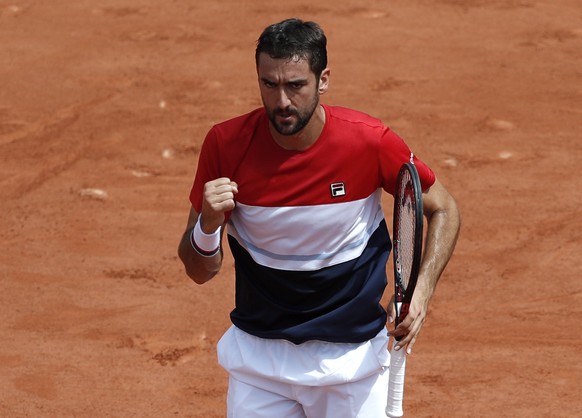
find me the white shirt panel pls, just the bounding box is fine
[227,190,385,271]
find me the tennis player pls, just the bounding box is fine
[178,18,461,418]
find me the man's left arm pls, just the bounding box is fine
[390,178,461,353]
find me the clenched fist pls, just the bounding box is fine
[200,177,238,233]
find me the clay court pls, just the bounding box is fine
[1,0,580,416]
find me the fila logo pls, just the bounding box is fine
[330,182,346,197]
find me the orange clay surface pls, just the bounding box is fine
[1,1,581,417]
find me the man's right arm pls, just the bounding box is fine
[177,177,238,284]
[177,207,224,284]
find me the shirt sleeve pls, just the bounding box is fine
[378,128,436,195]
[189,127,220,213]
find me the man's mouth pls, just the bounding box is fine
[276,109,296,119]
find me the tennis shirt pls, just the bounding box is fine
[190,104,435,345]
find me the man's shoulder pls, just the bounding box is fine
[212,107,265,136]
[325,105,385,130]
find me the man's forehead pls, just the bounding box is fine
[257,53,312,76]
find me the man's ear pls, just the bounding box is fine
[318,68,330,94]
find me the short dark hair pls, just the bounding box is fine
[255,18,328,79]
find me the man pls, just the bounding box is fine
[178,18,460,418]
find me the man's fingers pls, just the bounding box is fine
[391,318,411,339]
[200,178,239,232]
[406,334,418,354]
[204,179,239,209]
[206,184,237,198]
[390,309,426,352]
[207,190,236,206]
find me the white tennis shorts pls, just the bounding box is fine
[217,325,391,418]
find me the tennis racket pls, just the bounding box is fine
[386,162,424,417]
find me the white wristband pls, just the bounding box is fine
[190,219,220,256]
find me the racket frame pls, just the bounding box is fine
[392,162,424,331]
[386,162,424,418]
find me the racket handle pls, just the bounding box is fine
[386,346,407,417]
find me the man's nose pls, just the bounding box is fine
[275,87,292,109]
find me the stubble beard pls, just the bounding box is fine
[267,94,320,136]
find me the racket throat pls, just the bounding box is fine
[398,303,409,322]
[395,301,403,318]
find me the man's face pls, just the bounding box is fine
[257,53,321,136]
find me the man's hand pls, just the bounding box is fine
[200,177,238,233]
[178,177,238,285]
[388,282,432,354]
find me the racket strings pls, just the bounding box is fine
[395,174,417,291]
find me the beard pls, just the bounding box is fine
[266,94,320,136]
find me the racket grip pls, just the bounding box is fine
[386,346,407,417]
